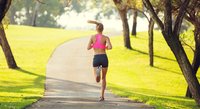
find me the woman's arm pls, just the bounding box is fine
[87,20,99,25]
[87,36,93,50]
[106,37,112,50]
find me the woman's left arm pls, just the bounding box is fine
[106,37,112,50]
[87,36,93,50]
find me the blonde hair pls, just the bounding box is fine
[87,20,104,32]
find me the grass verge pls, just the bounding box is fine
[107,30,200,109]
[0,25,93,109]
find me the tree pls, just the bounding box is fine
[135,8,156,66]
[148,17,154,66]
[143,0,200,105]
[134,4,159,66]
[36,0,65,27]
[0,0,18,69]
[113,0,157,65]
[93,0,116,20]
[112,0,142,49]
[7,0,35,25]
[31,0,41,26]
[137,8,157,66]
[113,0,131,49]
[130,0,143,36]
[179,0,200,98]
[131,9,137,36]
[7,0,19,24]
[7,0,65,27]
[147,0,162,67]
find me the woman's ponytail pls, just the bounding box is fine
[87,20,104,32]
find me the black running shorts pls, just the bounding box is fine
[93,54,108,68]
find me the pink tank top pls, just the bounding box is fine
[92,34,106,49]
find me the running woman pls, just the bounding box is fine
[87,20,112,101]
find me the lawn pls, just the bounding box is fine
[0,25,93,109]
[0,25,199,109]
[107,30,200,109]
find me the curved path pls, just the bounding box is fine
[27,36,154,109]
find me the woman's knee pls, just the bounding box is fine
[102,76,106,80]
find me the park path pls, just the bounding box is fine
[26,35,154,109]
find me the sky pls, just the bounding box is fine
[57,9,149,32]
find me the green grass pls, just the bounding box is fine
[0,25,93,109]
[107,31,200,109]
[0,25,199,109]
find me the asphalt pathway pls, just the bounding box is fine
[26,36,154,109]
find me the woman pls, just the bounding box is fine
[87,20,112,101]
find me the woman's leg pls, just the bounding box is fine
[100,67,108,101]
[93,55,101,83]
[93,67,100,83]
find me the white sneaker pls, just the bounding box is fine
[96,66,101,82]
[96,66,101,77]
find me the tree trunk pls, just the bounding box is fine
[31,1,40,26]
[186,26,200,98]
[162,31,200,105]
[0,0,17,69]
[8,6,16,24]
[0,0,12,22]
[25,5,30,25]
[148,18,154,66]
[0,23,18,69]
[143,0,200,105]
[118,9,132,49]
[24,0,32,25]
[131,9,137,36]
[163,0,200,104]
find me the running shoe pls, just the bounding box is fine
[99,97,104,101]
[96,66,101,82]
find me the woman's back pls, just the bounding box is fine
[91,34,108,54]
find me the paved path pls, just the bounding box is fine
[26,36,154,109]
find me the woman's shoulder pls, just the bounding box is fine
[90,34,96,39]
[102,35,110,40]
[102,34,109,38]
